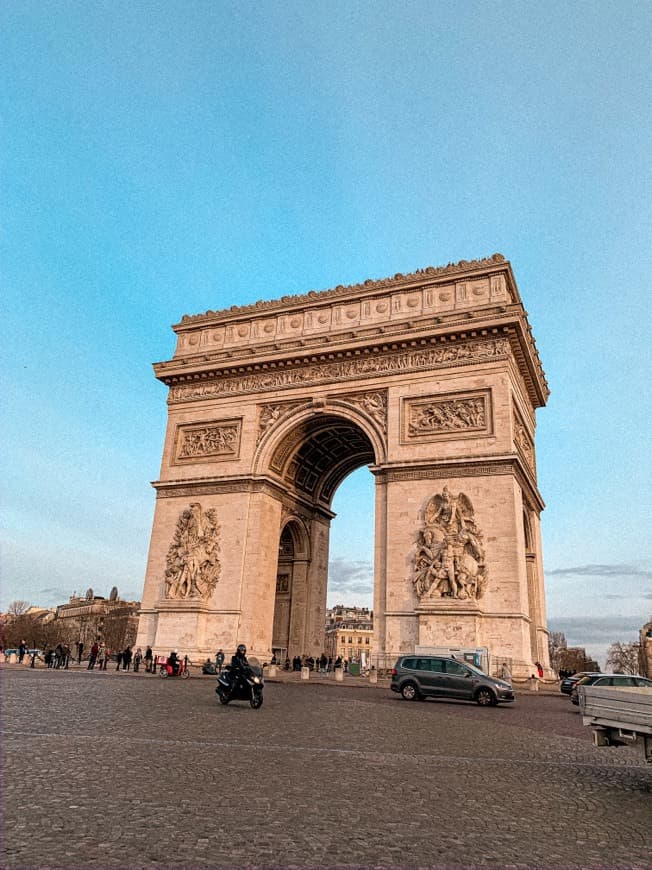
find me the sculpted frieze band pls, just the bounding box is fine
[169,337,511,403]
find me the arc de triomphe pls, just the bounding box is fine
[136,254,551,676]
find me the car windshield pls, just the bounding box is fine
[463,662,486,677]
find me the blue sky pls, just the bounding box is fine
[2,1,651,665]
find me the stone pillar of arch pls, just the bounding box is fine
[135,254,551,676]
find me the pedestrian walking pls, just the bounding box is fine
[115,650,123,671]
[500,662,512,684]
[97,642,107,671]
[133,648,142,673]
[88,641,99,670]
[215,649,224,673]
[18,640,27,664]
[122,646,133,671]
[76,641,84,664]
[144,646,153,673]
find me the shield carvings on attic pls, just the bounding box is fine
[164,503,221,601]
[412,488,488,603]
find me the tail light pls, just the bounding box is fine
[391,668,397,675]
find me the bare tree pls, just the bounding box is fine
[548,631,567,671]
[606,641,641,674]
[7,600,31,618]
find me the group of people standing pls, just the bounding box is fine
[287,654,341,672]
[86,642,155,672]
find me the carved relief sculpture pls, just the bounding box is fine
[407,394,487,438]
[164,503,221,600]
[412,488,488,603]
[513,408,535,472]
[257,401,305,445]
[169,338,511,403]
[338,390,388,433]
[175,421,241,461]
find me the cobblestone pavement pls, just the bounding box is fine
[2,667,651,870]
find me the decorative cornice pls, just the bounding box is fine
[178,254,507,324]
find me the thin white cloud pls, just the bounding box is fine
[546,563,652,579]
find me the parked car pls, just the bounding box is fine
[390,655,514,706]
[570,673,652,705]
[560,672,599,695]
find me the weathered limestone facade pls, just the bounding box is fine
[136,254,551,677]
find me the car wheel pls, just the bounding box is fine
[401,681,420,701]
[475,687,496,706]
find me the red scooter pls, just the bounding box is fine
[159,656,190,679]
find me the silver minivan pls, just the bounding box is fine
[390,655,514,706]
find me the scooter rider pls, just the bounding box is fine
[228,644,248,694]
[167,650,179,676]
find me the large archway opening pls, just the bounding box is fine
[270,413,378,662]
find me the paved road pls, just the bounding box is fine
[2,667,650,870]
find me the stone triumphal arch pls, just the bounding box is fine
[136,254,551,675]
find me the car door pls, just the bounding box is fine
[423,657,446,695]
[441,659,474,699]
[413,658,439,696]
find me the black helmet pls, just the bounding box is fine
[237,644,247,655]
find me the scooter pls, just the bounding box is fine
[159,658,190,679]
[215,658,264,708]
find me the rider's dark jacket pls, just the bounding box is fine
[229,652,248,687]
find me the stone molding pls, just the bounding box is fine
[401,390,491,443]
[153,475,337,521]
[373,456,545,513]
[173,419,241,464]
[168,337,511,403]
[178,254,509,325]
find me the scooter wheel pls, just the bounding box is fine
[217,689,230,705]
[181,669,190,679]
[250,691,263,709]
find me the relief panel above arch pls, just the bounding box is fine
[400,389,492,444]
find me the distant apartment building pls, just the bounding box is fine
[55,587,140,651]
[324,605,373,664]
